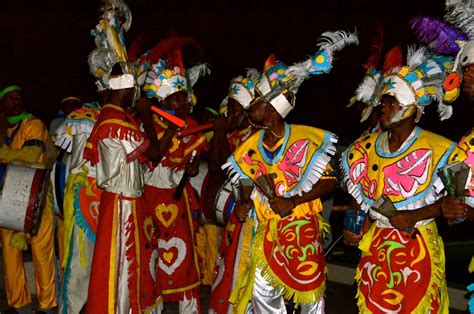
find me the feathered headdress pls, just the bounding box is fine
[228,68,260,109]
[349,21,384,122]
[143,37,210,102]
[88,0,134,91]
[410,12,471,107]
[381,46,454,121]
[255,29,359,118]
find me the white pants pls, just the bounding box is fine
[250,268,325,314]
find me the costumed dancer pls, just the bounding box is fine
[222,30,358,312]
[83,1,162,313]
[0,85,57,313]
[55,100,101,314]
[207,70,261,312]
[341,46,463,313]
[139,37,210,313]
[411,3,474,311]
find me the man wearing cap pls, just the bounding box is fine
[0,85,56,314]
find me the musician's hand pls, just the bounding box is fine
[438,196,468,219]
[389,211,418,230]
[234,201,252,222]
[268,197,294,215]
[185,156,200,177]
[343,229,362,247]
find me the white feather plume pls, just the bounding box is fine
[355,75,377,103]
[437,102,453,120]
[445,3,474,38]
[285,59,313,94]
[407,45,427,69]
[188,64,210,87]
[317,30,359,52]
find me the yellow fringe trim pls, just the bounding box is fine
[469,257,474,273]
[9,232,30,251]
[355,222,449,314]
[62,167,88,268]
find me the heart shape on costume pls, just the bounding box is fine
[158,237,187,275]
[155,203,178,228]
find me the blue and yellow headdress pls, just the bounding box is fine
[255,30,359,118]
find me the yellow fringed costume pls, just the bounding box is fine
[222,123,337,310]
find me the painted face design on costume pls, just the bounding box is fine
[382,149,432,198]
[263,215,325,292]
[278,139,310,186]
[359,228,432,313]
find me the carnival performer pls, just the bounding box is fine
[55,99,101,314]
[49,96,82,136]
[0,85,56,314]
[222,30,358,312]
[83,0,162,312]
[140,37,210,313]
[341,46,465,313]
[410,5,474,311]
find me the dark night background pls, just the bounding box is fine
[0,0,471,145]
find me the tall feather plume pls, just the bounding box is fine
[146,37,204,70]
[445,3,474,38]
[407,45,427,69]
[287,30,359,93]
[355,76,378,103]
[316,30,360,53]
[187,64,210,87]
[410,16,468,55]
[382,46,403,73]
[363,19,384,70]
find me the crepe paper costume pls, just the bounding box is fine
[143,114,208,307]
[54,103,102,314]
[84,104,161,314]
[222,123,337,311]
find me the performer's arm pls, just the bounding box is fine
[269,177,337,215]
[389,196,468,229]
[0,145,44,164]
[208,117,232,175]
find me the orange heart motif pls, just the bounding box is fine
[155,203,178,228]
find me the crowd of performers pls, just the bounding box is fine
[0,0,473,313]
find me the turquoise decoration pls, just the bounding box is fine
[309,50,332,75]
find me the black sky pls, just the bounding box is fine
[1,0,471,144]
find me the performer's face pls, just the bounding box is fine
[1,90,24,117]
[380,95,403,129]
[248,98,267,125]
[462,64,474,100]
[165,91,191,115]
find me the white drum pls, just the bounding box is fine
[0,163,49,234]
[214,179,236,225]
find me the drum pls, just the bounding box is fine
[214,179,236,225]
[0,163,49,234]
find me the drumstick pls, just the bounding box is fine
[150,106,186,128]
[173,150,198,200]
[178,123,214,138]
